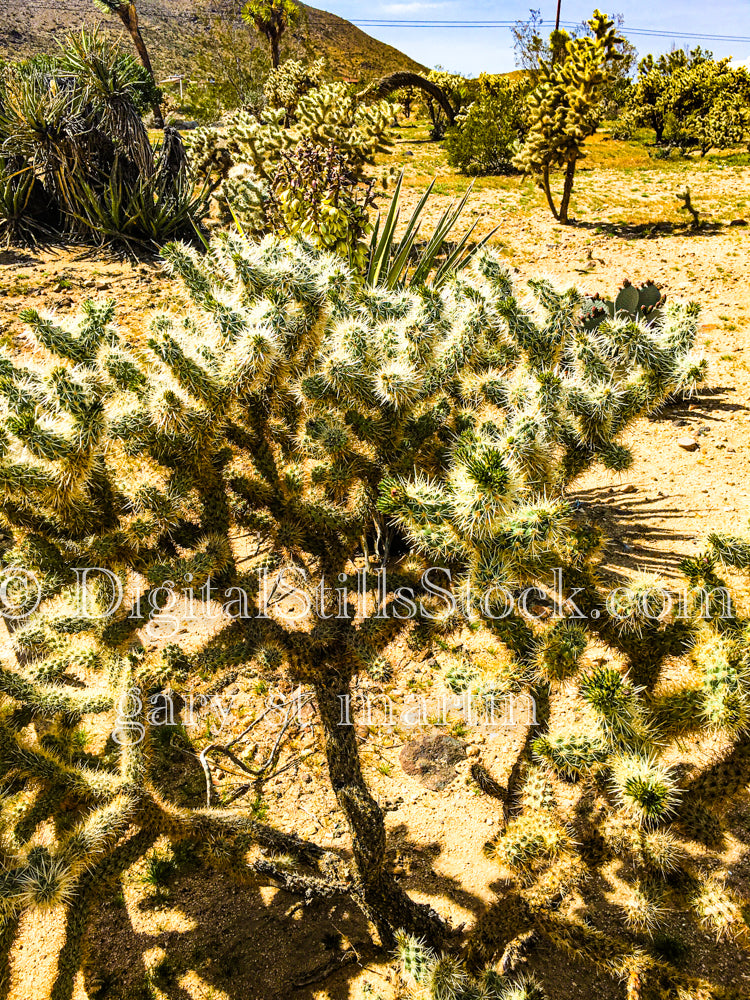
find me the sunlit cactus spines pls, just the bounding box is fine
[488,812,574,877]
[2,222,745,999]
[610,754,681,827]
[692,876,747,942]
[531,729,610,779]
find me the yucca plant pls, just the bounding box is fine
[0,29,202,246]
[365,172,498,289]
[0,160,49,246]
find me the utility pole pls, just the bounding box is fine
[555,0,562,31]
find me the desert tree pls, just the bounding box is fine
[93,0,164,126]
[241,0,301,68]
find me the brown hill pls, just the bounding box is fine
[0,0,426,81]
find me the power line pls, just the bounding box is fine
[351,19,750,44]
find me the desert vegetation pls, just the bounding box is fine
[1,3,750,1000]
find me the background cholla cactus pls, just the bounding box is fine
[0,232,713,994]
[515,11,626,223]
[186,59,396,260]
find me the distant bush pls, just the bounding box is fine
[420,68,468,139]
[0,29,205,246]
[631,47,750,154]
[445,75,531,175]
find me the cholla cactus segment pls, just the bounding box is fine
[531,730,609,780]
[695,636,750,734]
[397,932,436,986]
[488,813,573,876]
[610,755,681,827]
[498,979,547,1000]
[692,877,747,941]
[444,655,479,694]
[520,767,556,812]
[707,530,750,572]
[622,874,669,933]
[533,620,587,683]
[578,668,653,750]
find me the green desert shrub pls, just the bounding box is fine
[445,75,531,175]
[629,46,750,153]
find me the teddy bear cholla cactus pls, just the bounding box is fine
[0,234,704,992]
[515,10,626,223]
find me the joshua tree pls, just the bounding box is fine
[93,0,164,126]
[0,233,705,993]
[515,10,624,223]
[241,0,300,68]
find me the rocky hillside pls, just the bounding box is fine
[0,0,426,80]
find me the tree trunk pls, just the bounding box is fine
[541,165,560,221]
[270,33,280,68]
[117,3,165,128]
[558,158,577,224]
[313,672,448,947]
[361,72,457,127]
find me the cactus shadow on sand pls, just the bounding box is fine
[565,218,727,239]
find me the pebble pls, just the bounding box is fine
[677,437,699,451]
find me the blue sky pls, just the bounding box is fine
[320,1,750,74]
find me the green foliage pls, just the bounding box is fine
[418,69,467,140]
[445,75,531,176]
[630,47,750,153]
[365,173,497,289]
[184,0,272,116]
[515,11,626,222]
[0,29,204,246]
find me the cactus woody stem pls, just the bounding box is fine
[314,675,449,946]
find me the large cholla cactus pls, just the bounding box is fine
[515,10,625,222]
[186,60,395,260]
[0,235,706,994]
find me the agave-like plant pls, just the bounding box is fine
[366,171,498,289]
